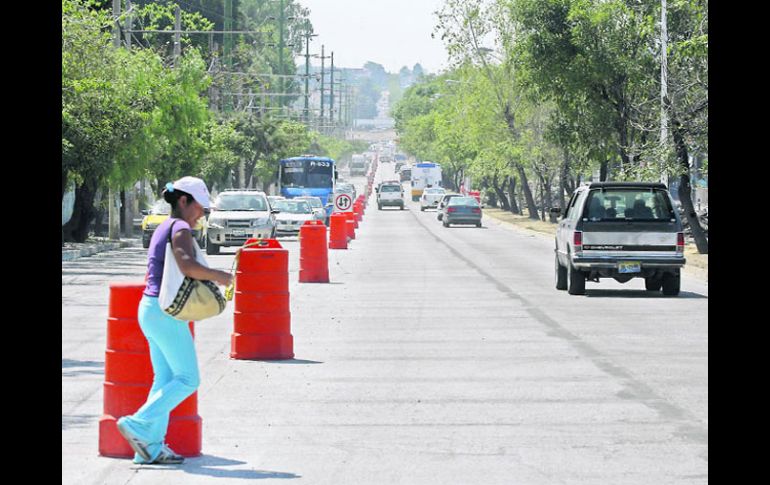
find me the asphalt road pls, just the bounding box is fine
[62,164,708,484]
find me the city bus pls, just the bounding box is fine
[278,155,338,218]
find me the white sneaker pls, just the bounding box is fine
[116,417,152,462]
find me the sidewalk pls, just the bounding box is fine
[62,237,140,262]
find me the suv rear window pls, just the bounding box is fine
[583,189,675,221]
[380,185,401,192]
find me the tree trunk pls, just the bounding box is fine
[119,190,126,235]
[559,149,570,211]
[515,164,540,220]
[671,114,708,254]
[453,168,464,193]
[492,174,510,211]
[600,159,609,182]
[508,176,519,214]
[62,178,99,243]
[544,174,553,221]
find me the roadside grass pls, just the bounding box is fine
[483,208,708,275]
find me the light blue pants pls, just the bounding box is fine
[122,295,200,462]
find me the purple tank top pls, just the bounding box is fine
[144,218,191,297]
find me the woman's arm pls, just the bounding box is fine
[171,229,233,286]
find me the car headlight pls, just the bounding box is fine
[208,218,225,229]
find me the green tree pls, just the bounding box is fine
[62,0,214,242]
[435,0,541,219]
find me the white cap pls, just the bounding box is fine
[169,176,211,209]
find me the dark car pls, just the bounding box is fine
[442,197,482,227]
[436,194,466,221]
[554,182,686,296]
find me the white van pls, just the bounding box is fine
[410,162,442,201]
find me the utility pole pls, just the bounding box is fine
[316,45,331,133]
[329,52,335,127]
[320,45,325,124]
[124,0,136,236]
[173,5,181,67]
[304,32,311,124]
[224,0,233,112]
[660,0,669,186]
[278,0,285,102]
[125,0,132,48]
[109,0,122,240]
[303,30,318,125]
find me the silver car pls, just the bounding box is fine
[420,187,446,211]
[294,196,328,224]
[335,182,357,201]
[273,199,316,236]
[554,182,686,296]
[205,190,277,254]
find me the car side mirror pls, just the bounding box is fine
[140,209,149,216]
[271,209,281,214]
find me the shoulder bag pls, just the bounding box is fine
[158,220,227,321]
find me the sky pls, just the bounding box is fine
[294,0,450,74]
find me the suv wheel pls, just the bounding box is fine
[555,254,567,291]
[567,263,586,295]
[420,206,425,212]
[270,227,277,239]
[645,276,663,292]
[399,204,404,210]
[661,270,681,296]
[378,203,382,210]
[206,238,220,255]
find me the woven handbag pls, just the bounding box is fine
[158,220,227,321]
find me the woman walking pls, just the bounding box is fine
[117,176,233,464]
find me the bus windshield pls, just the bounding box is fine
[280,159,334,189]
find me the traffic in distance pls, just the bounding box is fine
[139,140,688,296]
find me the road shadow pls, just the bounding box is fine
[585,289,707,299]
[62,359,104,368]
[62,414,98,430]
[62,359,105,377]
[134,454,300,480]
[256,359,324,365]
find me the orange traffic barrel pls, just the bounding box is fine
[345,212,356,240]
[299,220,329,283]
[328,212,348,249]
[99,282,201,458]
[353,204,362,224]
[231,239,294,360]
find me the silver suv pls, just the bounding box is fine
[205,190,277,255]
[554,182,686,296]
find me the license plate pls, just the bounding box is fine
[618,261,641,273]
[233,230,247,236]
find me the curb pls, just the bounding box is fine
[62,240,139,262]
